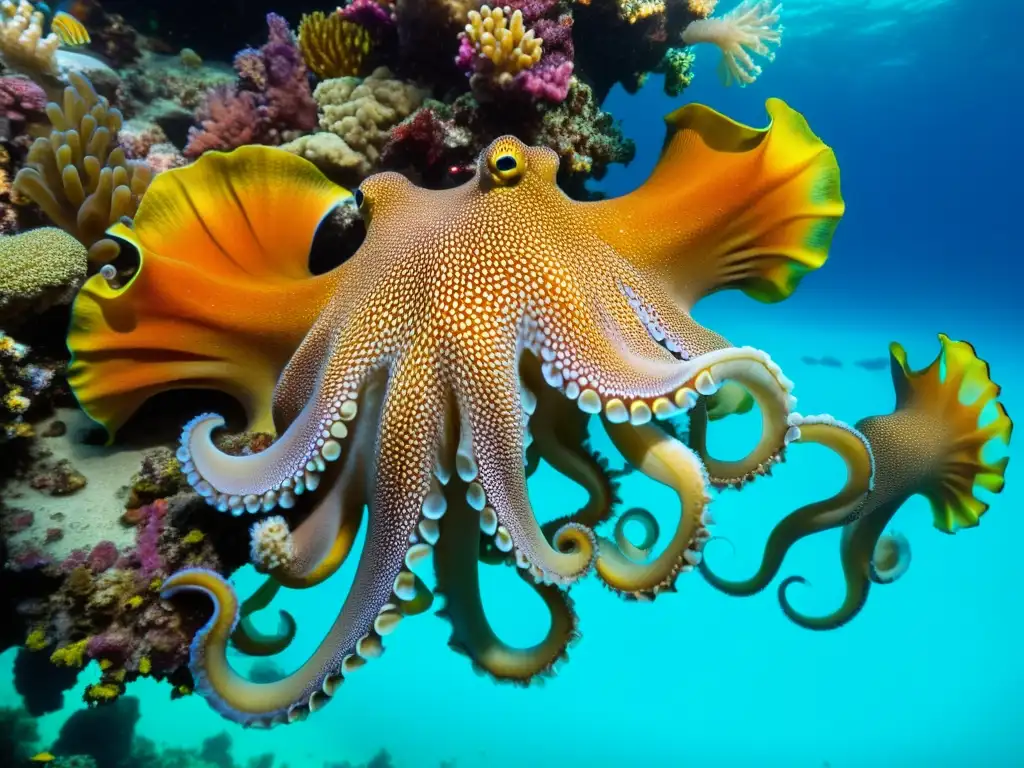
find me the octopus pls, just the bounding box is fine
[64,98,1012,727]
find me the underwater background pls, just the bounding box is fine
[0,0,1019,766]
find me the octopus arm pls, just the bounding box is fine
[583,99,843,309]
[700,414,874,597]
[434,480,580,683]
[162,362,442,726]
[67,147,352,439]
[779,335,1012,630]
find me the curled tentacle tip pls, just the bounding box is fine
[870,531,911,584]
[613,507,660,562]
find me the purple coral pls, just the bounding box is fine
[261,13,318,132]
[340,0,395,36]
[185,14,316,158]
[132,500,168,579]
[86,630,132,664]
[0,76,46,123]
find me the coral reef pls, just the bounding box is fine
[184,13,317,157]
[283,67,425,184]
[0,0,60,77]
[13,72,153,266]
[0,74,47,130]
[0,330,56,441]
[52,695,140,768]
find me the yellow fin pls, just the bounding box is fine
[888,334,1012,532]
[52,12,91,46]
[67,146,351,440]
[587,99,843,307]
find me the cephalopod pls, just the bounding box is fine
[66,98,852,725]
[697,334,1011,628]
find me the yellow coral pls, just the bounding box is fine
[124,595,143,609]
[298,10,372,79]
[0,0,60,76]
[463,6,542,80]
[618,0,666,23]
[688,0,718,16]
[139,656,151,675]
[50,639,88,667]
[84,682,121,702]
[99,659,112,670]
[182,529,205,545]
[25,628,47,651]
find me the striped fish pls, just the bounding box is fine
[51,11,91,46]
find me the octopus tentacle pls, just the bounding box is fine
[161,364,443,725]
[700,414,874,596]
[684,353,798,489]
[779,335,1012,630]
[176,347,369,516]
[595,419,713,598]
[230,578,296,656]
[521,355,621,535]
[434,479,580,683]
[463,351,597,586]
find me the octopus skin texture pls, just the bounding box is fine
[66,95,956,727]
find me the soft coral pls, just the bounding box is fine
[682,0,782,86]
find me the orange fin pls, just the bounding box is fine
[588,99,843,307]
[67,146,351,440]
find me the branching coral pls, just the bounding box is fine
[0,0,60,77]
[0,74,46,126]
[13,72,153,266]
[682,0,782,86]
[186,14,318,158]
[457,5,548,97]
[298,10,374,79]
[657,46,695,96]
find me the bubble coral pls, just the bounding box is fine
[13,72,154,266]
[681,0,782,86]
[0,0,60,77]
[298,10,374,79]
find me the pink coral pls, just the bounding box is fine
[261,13,318,132]
[340,0,396,37]
[143,143,188,174]
[0,76,46,123]
[118,120,168,160]
[132,500,168,578]
[87,541,119,574]
[184,86,269,159]
[515,53,573,102]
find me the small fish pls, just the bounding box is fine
[30,753,56,763]
[51,11,91,46]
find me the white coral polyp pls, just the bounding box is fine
[681,0,783,87]
[249,515,295,571]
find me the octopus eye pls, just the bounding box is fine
[486,140,527,185]
[353,189,365,208]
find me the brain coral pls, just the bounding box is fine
[0,227,88,323]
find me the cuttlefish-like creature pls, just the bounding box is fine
[63,97,1005,727]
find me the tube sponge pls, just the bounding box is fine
[13,71,153,265]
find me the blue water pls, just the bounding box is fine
[3,1,1021,765]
